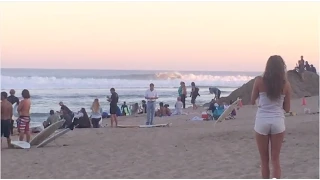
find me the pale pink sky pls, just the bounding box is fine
[0,2,319,71]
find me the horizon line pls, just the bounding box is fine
[0,67,263,73]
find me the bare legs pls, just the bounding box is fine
[255,132,284,179]
[110,114,118,128]
[192,103,198,110]
[19,131,31,143]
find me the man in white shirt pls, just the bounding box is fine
[145,83,158,125]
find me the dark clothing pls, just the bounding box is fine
[10,120,14,135]
[91,118,101,128]
[181,94,186,109]
[61,113,73,128]
[1,120,11,138]
[312,67,317,73]
[191,86,200,104]
[208,102,216,112]
[61,105,73,116]
[305,64,311,71]
[110,105,118,115]
[142,104,147,113]
[110,92,119,106]
[217,89,221,99]
[76,116,91,128]
[121,104,128,115]
[110,92,118,115]
[7,95,19,105]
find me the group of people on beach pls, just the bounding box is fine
[296,55,317,80]
[1,54,309,179]
[1,89,31,148]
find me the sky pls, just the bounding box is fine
[0,1,319,71]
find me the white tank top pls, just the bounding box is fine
[256,92,285,119]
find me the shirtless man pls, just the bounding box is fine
[17,89,31,142]
[1,92,13,148]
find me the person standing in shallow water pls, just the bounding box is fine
[251,55,291,179]
[145,83,158,125]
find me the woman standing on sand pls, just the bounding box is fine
[251,55,291,179]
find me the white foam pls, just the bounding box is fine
[1,74,254,89]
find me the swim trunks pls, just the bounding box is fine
[17,116,30,133]
[1,120,11,138]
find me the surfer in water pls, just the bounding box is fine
[7,89,19,135]
[17,89,31,143]
[251,55,291,179]
[209,87,221,100]
[1,92,13,148]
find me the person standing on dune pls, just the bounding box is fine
[251,55,291,179]
[145,83,158,125]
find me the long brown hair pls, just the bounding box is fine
[262,55,287,100]
[92,99,100,113]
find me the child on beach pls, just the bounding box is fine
[172,97,183,115]
[190,82,200,110]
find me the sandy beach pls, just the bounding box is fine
[1,96,319,179]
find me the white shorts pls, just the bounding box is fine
[254,117,285,135]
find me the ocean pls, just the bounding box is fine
[1,68,261,126]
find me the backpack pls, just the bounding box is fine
[194,87,200,96]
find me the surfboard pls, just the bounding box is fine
[139,123,171,128]
[117,125,140,128]
[29,119,65,146]
[11,141,31,149]
[37,128,71,148]
[12,103,19,119]
[214,99,240,127]
[117,123,171,128]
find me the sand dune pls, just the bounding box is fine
[1,96,319,179]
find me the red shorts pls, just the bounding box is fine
[17,116,30,133]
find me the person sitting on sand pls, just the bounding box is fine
[164,104,172,116]
[229,100,236,118]
[305,61,311,71]
[131,103,139,115]
[91,99,102,128]
[310,64,317,74]
[172,97,183,115]
[212,100,224,120]
[251,55,291,179]
[1,91,13,148]
[156,102,170,117]
[74,108,91,128]
[43,110,60,128]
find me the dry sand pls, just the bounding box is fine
[1,96,319,179]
